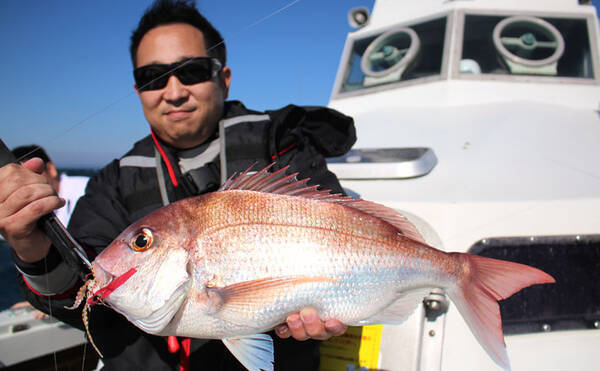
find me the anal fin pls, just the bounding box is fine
[222,334,274,371]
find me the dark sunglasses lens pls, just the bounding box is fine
[135,66,170,91]
[134,58,218,91]
[175,60,214,85]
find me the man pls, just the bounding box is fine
[0,0,355,370]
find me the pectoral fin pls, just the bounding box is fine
[222,334,274,371]
[206,276,335,324]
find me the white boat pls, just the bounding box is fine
[0,303,97,369]
[2,1,599,370]
[322,0,600,370]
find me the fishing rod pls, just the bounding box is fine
[0,138,92,279]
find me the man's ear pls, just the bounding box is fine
[220,66,232,99]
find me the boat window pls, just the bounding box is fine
[339,16,447,93]
[460,14,594,79]
[469,235,600,334]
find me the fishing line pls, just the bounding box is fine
[12,0,303,165]
[80,342,87,371]
[43,257,60,371]
[243,0,301,30]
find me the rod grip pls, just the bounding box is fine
[0,139,18,166]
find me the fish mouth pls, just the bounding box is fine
[92,264,115,288]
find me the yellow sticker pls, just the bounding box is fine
[319,325,383,371]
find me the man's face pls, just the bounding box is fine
[135,23,231,149]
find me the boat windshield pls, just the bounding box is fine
[459,14,595,79]
[334,11,598,97]
[338,16,447,94]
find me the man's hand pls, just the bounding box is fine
[11,301,50,320]
[274,307,347,341]
[0,158,64,262]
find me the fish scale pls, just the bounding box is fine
[179,193,445,333]
[79,164,555,371]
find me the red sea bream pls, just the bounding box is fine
[76,164,554,371]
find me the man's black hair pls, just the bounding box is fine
[12,145,51,164]
[130,0,226,67]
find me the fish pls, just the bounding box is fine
[71,163,554,371]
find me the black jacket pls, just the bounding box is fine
[17,101,355,370]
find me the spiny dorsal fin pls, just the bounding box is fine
[219,163,428,245]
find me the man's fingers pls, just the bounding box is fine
[0,188,64,235]
[275,309,348,341]
[274,323,291,339]
[0,183,59,215]
[0,161,61,227]
[0,162,49,203]
[299,308,326,339]
[21,158,46,173]
[286,312,309,341]
[324,319,347,337]
[0,195,62,242]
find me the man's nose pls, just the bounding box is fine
[162,75,189,103]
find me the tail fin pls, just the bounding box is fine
[447,253,555,370]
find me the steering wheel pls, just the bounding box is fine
[361,27,420,81]
[493,16,565,75]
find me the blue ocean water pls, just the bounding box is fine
[0,239,25,311]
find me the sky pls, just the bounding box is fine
[1,0,599,168]
[0,0,374,167]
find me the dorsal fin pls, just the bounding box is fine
[338,199,428,244]
[219,163,428,245]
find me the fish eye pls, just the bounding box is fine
[130,228,153,252]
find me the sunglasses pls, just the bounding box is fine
[133,57,223,92]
